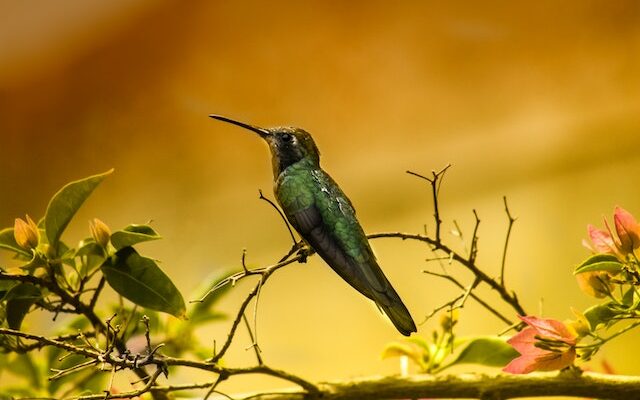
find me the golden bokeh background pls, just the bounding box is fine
[1,0,640,395]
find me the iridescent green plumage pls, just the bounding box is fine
[210,115,417,336]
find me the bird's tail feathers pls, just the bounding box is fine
[377,290,416,336]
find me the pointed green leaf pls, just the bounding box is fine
[574,254,624,275]
[110,224,161,250]
[0,228,31,258]
[44,169,113,247]
[446,336,518,369]
[5,283,42,330]
[101,247,186,318]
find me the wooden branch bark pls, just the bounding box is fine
[234,372,640,400]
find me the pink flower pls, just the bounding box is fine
[583,224,619,255]
[584,207,640,258]
[613,206,640,254]
[503,316,577,374]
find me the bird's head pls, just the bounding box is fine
[210,115,320,177]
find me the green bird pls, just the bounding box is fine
[210,115,417,336]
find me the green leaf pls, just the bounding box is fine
[0,228,31,258]
[574,254,624,275]
[5,283,42,330]
[584,302,618,330]
[101,247,186,318]
[446,336,518,369]
[44,169,113,247]
[110,224,161,250]
[188,269,236,325]
[75,239,106,278]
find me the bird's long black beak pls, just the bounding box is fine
[209,114,270,138]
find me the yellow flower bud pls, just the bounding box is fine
[14,215,39,250]
[89,218,111,248]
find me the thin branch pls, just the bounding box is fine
[207,254,308,363]
[0,327,101,359]
[243,313,263,365]
[422,271,513,326]
[5,331,96,353]
[500,196,517,287]
[420,293,465,324]
[159,360,319,395]
[89,277,106,310]
[203,374,228,400]
[74,368,163,400]
[407,164,451,243]
[49,359,99,381]
[469,209,480,264]
[259,189,297,245]
[370,232,526,317]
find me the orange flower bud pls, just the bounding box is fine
[89,218,111,248]
[14,215,39,250]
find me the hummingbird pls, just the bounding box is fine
[210,115,417,336]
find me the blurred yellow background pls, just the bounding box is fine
[1,0,640,395]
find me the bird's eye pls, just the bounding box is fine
[281,133,293,143]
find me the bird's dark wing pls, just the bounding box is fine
[276,166,416,335]
[286,202,376,299]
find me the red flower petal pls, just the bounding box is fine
[531,348,576,371]
[587,224,617,254]
[503,354,540,374]
[518,316,576,344]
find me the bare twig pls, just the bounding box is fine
[243,313,263,365]
[500,196,517,287]
[370,232,526,317]
[75,368,163,400]
[207,253,308,363]
[422,271,513,325]
[407,164,451,243]
[89,277,106,310]
[259,189,297,245]
[49,359,99,380]
[469,210,480,264]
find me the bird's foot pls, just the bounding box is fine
[296,246,310,263]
